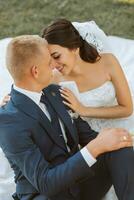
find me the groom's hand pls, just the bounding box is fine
[86,128,132,158]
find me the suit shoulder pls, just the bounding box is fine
[0,106,21,126]
[0,102,35,126]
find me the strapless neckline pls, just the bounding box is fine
[77,81,112,94]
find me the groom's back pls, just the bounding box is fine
[0,98,39,194]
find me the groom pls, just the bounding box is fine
[0,35,134,200]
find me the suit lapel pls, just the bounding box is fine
[44,86,78,144]
[11,88,67,151]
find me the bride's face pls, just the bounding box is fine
[48,44,77,75]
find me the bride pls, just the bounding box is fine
[42,19,134,200]
[43,19,134,132]
[0,19,134,199]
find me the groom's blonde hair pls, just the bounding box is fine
[6,35,46,81]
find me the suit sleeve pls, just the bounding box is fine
[74,117,98,147]
[6,129,93,198]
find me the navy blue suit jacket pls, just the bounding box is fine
[0,84,97,200]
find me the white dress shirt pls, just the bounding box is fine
[14,85,96,167]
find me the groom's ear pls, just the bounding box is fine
[31,65,38,78]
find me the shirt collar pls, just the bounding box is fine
[13,85,42,106]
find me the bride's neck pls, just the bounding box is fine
[69,59,93,77]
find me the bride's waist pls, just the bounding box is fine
[82,113,134,132]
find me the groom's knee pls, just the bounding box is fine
[106,147,134,168]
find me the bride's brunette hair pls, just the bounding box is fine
[42,19,100,63]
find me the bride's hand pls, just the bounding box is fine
[0,95,11,107]
[59,88,86,115]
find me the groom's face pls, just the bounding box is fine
[33,45,53,88]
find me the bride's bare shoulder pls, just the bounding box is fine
[100,53,123,80]
[52,69,64,84]
[101,53,115,60]
[100,53,119,69]
[101,53,118,63]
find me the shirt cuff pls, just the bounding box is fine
[80,146,97,167]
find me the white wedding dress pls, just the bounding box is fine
[0,22,134,199]
[79,80,134,200]
[79,80,134,133]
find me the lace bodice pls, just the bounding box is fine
[79,81,117,107]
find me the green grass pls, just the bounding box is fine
[0,0,134,39]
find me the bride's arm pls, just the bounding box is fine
[60,54,133,119]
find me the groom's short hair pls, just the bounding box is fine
[6,35,46,81]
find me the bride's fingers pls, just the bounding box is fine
[60,87,72,93]
[0,95,11,107]
[60,89,72,98]
[3,95,10,102]
[60,88,74,97]
[60,90,69,97]
[0,102,6,107]
[60,93,72,103]
[4,96,10,102]
[62,101,73,110]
